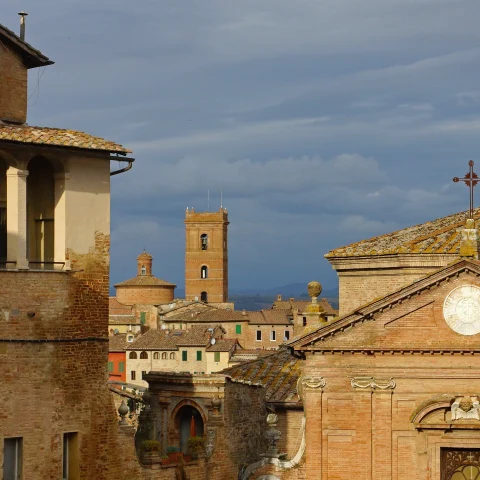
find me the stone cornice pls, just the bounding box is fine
[329,253,459,272]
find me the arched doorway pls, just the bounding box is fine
[26,156,55,268]
[174,405,204,453]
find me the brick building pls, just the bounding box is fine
[285,210,480,480]
[110,251,176,331]
[185,207,229,304]
[0,19,139,480]
[125,324,238,387]
[160,302,295,349]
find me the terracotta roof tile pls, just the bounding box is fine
[114,275,176,288]
[247,309,291,325]
[166,307,245,322]
[109,297,133,315]
[222,348,303,403]
[109,333,128,352]
[207,338,237,352]
[0,125,130,153]
[326,209,479,258]
[176,325,223,346]
[126,329,183,350]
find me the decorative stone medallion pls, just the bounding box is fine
[443,285,480,335]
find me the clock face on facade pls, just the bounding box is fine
[443,284,480,336]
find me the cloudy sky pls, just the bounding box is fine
[4,0,480,292]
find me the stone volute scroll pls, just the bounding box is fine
[297,375,326,400]
[351,376,396,390]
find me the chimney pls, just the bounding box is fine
[276,294,282,302]
[18,12,28,41]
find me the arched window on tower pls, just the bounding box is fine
[141,265,146,275]
[140,351,148,359]
[201,291,208,303]
[201,265,208,279]
[153,352,159,359]
[161,352,167,360]
[129,352,137,359]
[170,352,175,359]
[200,233,208,250]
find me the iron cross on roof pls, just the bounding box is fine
[453,160,479,219]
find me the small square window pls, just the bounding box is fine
[270,330,276,341]
[256,330,262,341]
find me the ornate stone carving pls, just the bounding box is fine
[451,395,480,420]
[351,376,396,390]
[443,285,480,336]
[264,414,282,458]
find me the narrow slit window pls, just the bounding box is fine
[3,437,22,480]
[201,265,208,279]
[62,432,79,480]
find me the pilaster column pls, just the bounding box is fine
[6,167,28,269]
[158,397,170,453]
[54,172,68,266]
[301,374,325,480]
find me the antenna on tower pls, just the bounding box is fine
[220,186,223,209]
[208,189,210,211]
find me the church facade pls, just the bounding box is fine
[288,213,480,480]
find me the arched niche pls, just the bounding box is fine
[169,399,207,453]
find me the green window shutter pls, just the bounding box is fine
[214,352,220,362]
[108,361,113,372]
[197,351,202,361]
[119,362,125,373]
[140,312,146,324]
[235,324,241,334]
[182,351,187,361]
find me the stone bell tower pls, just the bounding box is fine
[184,207,229,303]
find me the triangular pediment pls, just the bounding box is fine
[291,259,480,352]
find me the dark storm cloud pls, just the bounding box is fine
[6,0,480,291]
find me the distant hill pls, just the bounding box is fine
[232,283,338,298]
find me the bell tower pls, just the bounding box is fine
[185,207,229,303]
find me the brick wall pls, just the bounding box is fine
[0,233,135,479]
[0,41,27,123]
[243,324,293,350]
[117,286,174,306]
